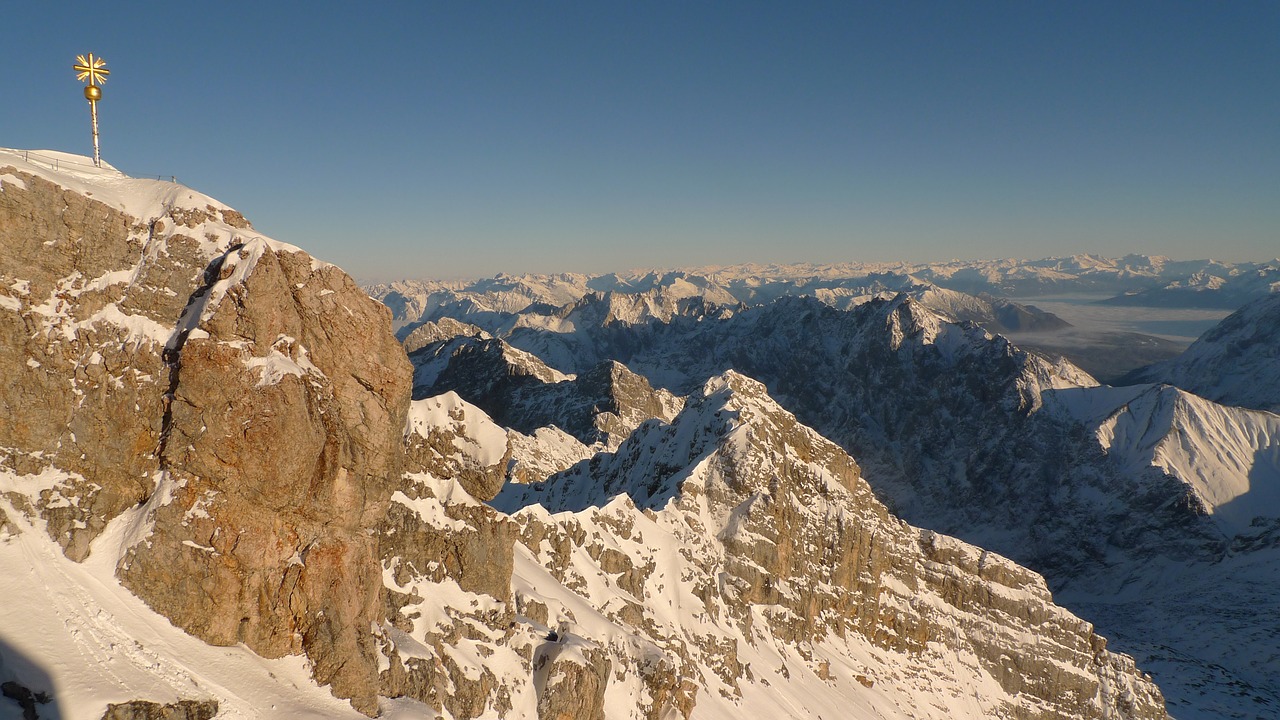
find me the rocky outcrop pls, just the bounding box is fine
[99,699,218,720]
[571,361,684,446]
[117,239,412,714]
[0,166,207,560]
[403,391,512,501]
[1,156,411,716]
[401,317,489,354]
[376,473,523,718]
[534,643,611,720]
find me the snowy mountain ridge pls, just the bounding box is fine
[1045,383,1280,539]
[487,370,1168,719]
[369,253,1280,328]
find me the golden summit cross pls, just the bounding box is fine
[73,53,110,167]
[73,53,110,86]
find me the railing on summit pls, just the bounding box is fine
[15,149,177,183]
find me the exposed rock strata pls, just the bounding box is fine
[118,239,412,714]
[486,372,1168,719]
[0,167,197,560]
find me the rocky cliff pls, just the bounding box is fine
[413,335,682,449]
[0,151,410,715]
[481,372,1167,719]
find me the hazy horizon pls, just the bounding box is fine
[362,254,1280,287]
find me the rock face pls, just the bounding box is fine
[99,699,219,720]
[417,335,682,449]
[376,471,523,718]
[534,644,610,720]
[402,317,490,354]
[0,153,410,715]
[0,164,212,561]
[403,391,513,502]
[119,239,412,714]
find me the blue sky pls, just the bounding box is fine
[4,2,1277,282]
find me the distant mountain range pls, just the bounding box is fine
[370,255,1280,329]
[370,257,1276,383]
[400,268,1280,719]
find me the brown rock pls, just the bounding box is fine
[0,168,190,559]
[119,240,412,715]
[100,699,219,720]
[535,643,611,720]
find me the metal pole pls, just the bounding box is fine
[90,97,101,167]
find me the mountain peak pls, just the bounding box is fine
[491,368,1166,719]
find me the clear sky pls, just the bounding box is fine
[4,2,1277,282]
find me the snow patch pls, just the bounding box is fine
[243,336,323,388]
[405,393,508,467]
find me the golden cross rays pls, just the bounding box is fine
[74,53,110,86]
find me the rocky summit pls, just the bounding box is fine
[1,148,1169,719]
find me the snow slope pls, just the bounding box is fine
[0,483,437,720]
[1045,384,1280,538]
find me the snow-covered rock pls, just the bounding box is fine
[0,148,414,716]
[1046,383,1280,539]
[487,371,1168,719]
